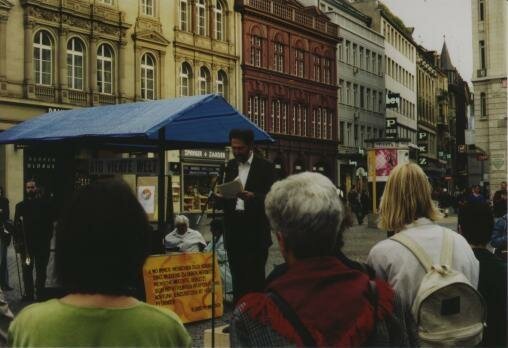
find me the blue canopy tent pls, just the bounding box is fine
[0,94,274,231]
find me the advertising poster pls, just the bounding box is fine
[137,185,155,214]
[143,252,223,324]
[375,149,398,181]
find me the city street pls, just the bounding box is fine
[2,214,458,345]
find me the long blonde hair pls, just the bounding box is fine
[378,162,442,232]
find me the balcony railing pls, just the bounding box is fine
[243,0,338,37]
[98,93,116,105]
[68,90,88,105]
[35,85,55,99]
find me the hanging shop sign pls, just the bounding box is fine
[385,118,397,138]
[88,158,159,175]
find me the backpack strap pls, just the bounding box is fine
[267,291,316,347]
[391,233,433,272]
[440,228,454,267]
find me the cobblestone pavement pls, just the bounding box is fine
[3,214,458,346]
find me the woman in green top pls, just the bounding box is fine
[8,179,191,347]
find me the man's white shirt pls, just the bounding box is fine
[235,152,253,211]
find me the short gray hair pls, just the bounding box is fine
[174,215,189,226]
[265,172,344,259]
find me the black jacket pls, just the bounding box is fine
[14,198,54,252]
[222,155,276,250]
[473,248,507,347]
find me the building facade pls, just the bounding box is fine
[307,0,385,191]
[440,41,473,190]
[351,0,417,145]
[237,0,340,182]
[471,0,507,189]
[0,0,241,211]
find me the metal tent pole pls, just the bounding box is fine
[158,128,166,237]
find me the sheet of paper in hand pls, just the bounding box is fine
[217,177,244,199]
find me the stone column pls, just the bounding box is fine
[134,45,141,101]
[89,36,97,105]
[58,28,68,103]
[24,20,34,98]
[209,4,215,39]
[159,51,166,99]
[0,16,8,95]
[118,40,127,102]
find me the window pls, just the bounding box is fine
[378,55,382,75]
[352,84,357,106]
[274,42,284,72]
[180,62,192,96]
[373,91,377,112]
[345,41,350,64]
[360,86,364,108]
[141,53,156,100]
[346,82,351,105]
[338,43,343,61]
[216,70,227,99]
[67,38,84,90]
[196,0,207,36]
[272,100,281,133]
[180,0,189,31]
[248,96,266,129]
[141,0,154,16]
[33,30,53,86]
[372,52,376,74]
[322,108,328,139]
[99,0,113,4]
[313,55,321,82]
[198,66,211,95]
[352,44,357,66]
[316,108,322,138]
[359,47,364,69]
[479,40,486,69]
[323,58,331,84]
[295,49,304,77]
[479,0,485,21]
[215,1,225,40]
[366,89,370,111]
[97,44,113,94]
[339,121,344,144]
[378,91,383,112]
[250,35,262,67]
[480,92,487,117]
[365,49,370,71]
[338,79,344,103]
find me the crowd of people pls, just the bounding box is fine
[0,128,505,347]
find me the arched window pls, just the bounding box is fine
[196,0,207,36]
[33,30,53,86]
[141,53,156,100]
[180,62,192,96]
[67,38,85,90]
[216,70,227,99]
[250,34,262,67]
[273,38,284,72]
[180,0,189,31]
[97,44,114,94]
[199,66,210,95]
[215,1,225,40]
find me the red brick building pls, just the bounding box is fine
[236,0,340,181]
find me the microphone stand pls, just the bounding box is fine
[196,164,225,348]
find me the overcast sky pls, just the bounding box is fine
[380,0,473,83]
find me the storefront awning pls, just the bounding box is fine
[0,94,274,148]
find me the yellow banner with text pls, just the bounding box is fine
[143,252,223,323]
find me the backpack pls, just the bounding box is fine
[391,229,486,346]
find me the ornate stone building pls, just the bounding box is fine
[0,0,241,206]
[236,0,340,182]
[471,0,507,189]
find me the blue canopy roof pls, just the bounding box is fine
[0,94,274,148]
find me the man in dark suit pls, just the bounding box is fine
[219,129,275,304]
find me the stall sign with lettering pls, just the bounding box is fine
[88,158,159,175]
[181,149,226,160]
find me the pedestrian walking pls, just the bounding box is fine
[467,184,486,204]
[8,179,191,347]
[230,173,417,347]
[492,181,507,218]
[348,185,364,225]
[0,187,12,291]
[458,202,507,347]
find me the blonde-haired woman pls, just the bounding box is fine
[367,163,479,307]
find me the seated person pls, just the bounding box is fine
[230,172,417,347]
[459,203,507,347]
[164,215,206,252]
[204,220,232,302]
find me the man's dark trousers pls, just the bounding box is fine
[21,240,50,299]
